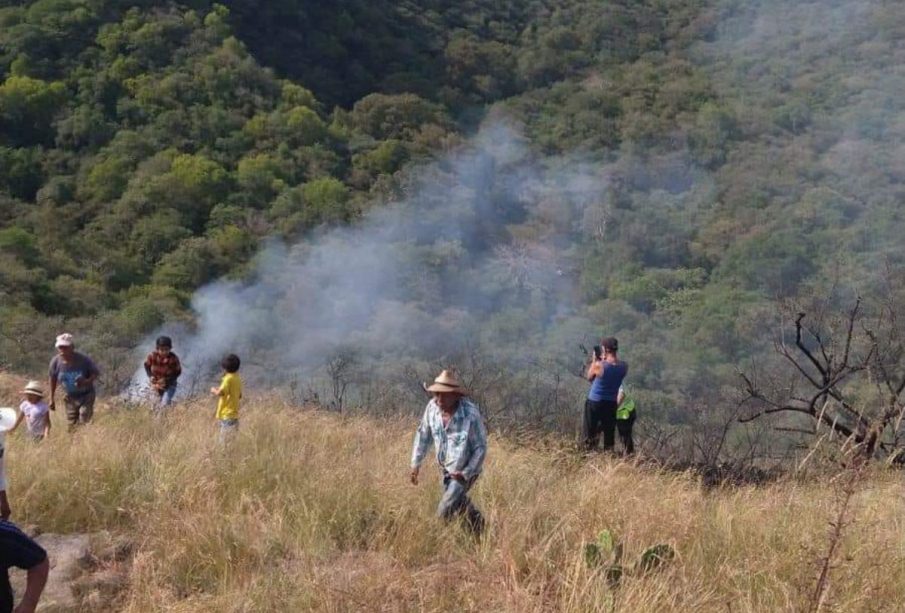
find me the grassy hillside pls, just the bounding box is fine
[2,375,902,612]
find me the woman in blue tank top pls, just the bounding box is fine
[584,337,629,452]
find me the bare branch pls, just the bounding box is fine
[775,427,817,435]
[840,297,861,368]
[795,312,828,378]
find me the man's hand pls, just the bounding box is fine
[449,471,466,483]
[210,387,220,396]
[410,467,419,485]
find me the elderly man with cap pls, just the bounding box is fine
[48,333,100,429]
[410,370,488,535]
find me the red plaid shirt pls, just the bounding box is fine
[144,351,182,390]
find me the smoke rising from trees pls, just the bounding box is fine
[134,122,609,410]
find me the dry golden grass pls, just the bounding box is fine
[2,374,903,612]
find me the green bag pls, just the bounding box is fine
[616,395,635,421]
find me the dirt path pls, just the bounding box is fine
[9,530,131,612]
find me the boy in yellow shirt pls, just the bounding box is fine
[210,354,242,441]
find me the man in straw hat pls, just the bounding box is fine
[48,333,100,429]
[410,370,487,535]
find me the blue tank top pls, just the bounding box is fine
[588,360,628,402]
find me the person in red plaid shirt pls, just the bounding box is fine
[143,336,182,410]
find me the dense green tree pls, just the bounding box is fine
[0,75,66,146]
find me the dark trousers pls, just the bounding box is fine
[585,399,618,451]
[585,399,635,454]
[64,390,95,429]
[616,412,636,455]
[1,571,11,613]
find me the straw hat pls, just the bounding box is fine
[0,408,16,432]
[21,380,44,398]
[425,370,470,395]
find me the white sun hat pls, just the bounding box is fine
[21,380,44,397]
[0,408,17,432]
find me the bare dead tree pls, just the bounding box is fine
[326,349,356,413]
[739,293,905,463]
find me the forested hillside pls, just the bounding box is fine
[2,0,904,461]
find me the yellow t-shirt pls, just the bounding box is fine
[215,372,242,420]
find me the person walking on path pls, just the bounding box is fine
[48,334,100,430]
[584,337,629,453]
[410,370,487,535]
[0,519,49,613]
[143,336,182,411]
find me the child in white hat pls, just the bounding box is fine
[11,381,51,441]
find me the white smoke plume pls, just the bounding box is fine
[130,122,611,410]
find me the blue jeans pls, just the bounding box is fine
[154,384,177,410]
[438,472,485,534]
[218,419,238,443]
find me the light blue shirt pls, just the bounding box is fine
[411,398,488,480]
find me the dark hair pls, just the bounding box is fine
[221,353,240,373]
[601,337,619,352]
[156,335,173,348]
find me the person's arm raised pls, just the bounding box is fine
[586,360,601,382]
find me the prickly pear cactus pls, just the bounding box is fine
[637,543,675,572]
[584,529,619,568]
[583,529,675,589]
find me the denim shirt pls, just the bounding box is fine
[411,398,488,480]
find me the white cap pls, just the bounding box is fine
[55,333,74,348]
